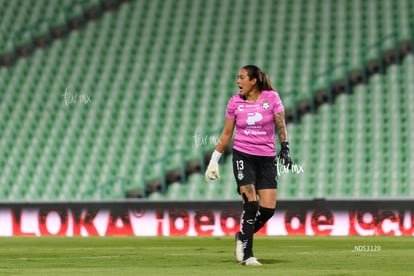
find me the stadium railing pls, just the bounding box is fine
[282,90,299,123]
[360,32,400,84]
[141,149,187,197]
[308,61,350,113]
[82,177,128,200]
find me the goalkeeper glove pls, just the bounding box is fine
[278,142,292,169]
[205,150,222,181]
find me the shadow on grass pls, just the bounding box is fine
[259,259,290,264]
[220,259,289,265]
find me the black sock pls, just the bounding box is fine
[254,206,275,233]
[240,201,258,259]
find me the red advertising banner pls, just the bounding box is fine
[1,207,413,236]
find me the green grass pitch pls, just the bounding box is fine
[0,236,413,275]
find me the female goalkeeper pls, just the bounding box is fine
[205,65,292,266]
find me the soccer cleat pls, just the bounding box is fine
[235,232,244,262]
[242,257,262,266]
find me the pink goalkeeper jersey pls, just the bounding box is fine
[225,90,285,156]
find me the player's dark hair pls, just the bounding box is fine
[242,65,274,91]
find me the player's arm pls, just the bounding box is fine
[205,118,235,181]
[215,118,235,153]
[274,112,292,168]
[274,112,288,143]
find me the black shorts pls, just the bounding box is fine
[232,149,278,193]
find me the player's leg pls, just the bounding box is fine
[254,155,278,233]
[255,189,277,233]
[232,150,260,265]
[238,184,258,262]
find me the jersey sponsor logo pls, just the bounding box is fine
[246,112,263,125]
[237,104,260,112]
[243,130,266,135]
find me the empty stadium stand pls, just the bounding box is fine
[0,0,413,200]
[149,54,414,200]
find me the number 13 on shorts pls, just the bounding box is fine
[236,160,244,170]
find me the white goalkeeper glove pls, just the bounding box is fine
[205,150,222,181]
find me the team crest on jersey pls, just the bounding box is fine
[237,171,244,180]
[262,100,270,110]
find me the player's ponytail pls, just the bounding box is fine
[242,65,274,91]
[260,71,274,91]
